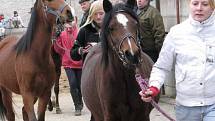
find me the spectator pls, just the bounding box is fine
[79,0,91,27]
[0,14,6,40]
[70,1,104,120]
[136,0,165,62]
[139,0,215,121]
[0,14,4,21]
[11,11,24,28]
[54,7,84,116]
[71,0,104,61]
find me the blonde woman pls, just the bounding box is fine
[140,0,215,121]
[71,0,104,61]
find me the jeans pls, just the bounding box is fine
[64,68,82,90]
[64,68,83,109]
[175,103,215,121]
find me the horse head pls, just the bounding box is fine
[102,0,142,67]
[37,0,74,30]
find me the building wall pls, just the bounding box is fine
[159,0,189,31]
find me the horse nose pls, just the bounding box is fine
[124,49,140,65]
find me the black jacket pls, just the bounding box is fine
[70,22,100,61]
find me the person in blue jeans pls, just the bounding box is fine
[139,0,215,121]
[54,9,83,115]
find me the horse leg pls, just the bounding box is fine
[54,77,62,114]
[0,91,6,121]
[22,98,38,121]
[47,98,53,111]
[37,91,51,121]
[22,93,37,121]
[52,50,62,114]
[22,106,28,121]
[0,87,15,121]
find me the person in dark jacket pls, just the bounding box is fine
[79,0,91,27]
[136,0,165,62]
[71,1,104,120]
[71,0,104,61]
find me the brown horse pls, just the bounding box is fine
[0,0,74,121]
[81,0,159,121]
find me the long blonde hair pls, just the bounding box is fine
[80,0,104,28]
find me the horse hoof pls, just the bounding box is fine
[75,110,82,116]
[47,106,53,111]
[56,108,62,114]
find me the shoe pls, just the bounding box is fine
[75,109,81,116]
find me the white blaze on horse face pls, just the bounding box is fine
[116,13,134,55]
[116,13,128,27]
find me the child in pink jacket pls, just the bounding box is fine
[54,15,83,116]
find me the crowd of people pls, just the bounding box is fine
[0,11,25,40]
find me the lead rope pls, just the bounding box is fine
[135,74,176,121]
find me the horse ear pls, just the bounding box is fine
[126,0,135,9]
[103,0,112,13]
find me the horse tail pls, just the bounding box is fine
[0,91,6,121]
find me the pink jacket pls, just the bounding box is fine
[54,25,82,69]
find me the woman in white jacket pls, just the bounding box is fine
[140,0,215,121]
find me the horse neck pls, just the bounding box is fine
[108,50,123,68]
[106,49,136,83]
[31,13,54,60]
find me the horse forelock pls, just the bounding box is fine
[14,7,37,55]
[101,3,139,67]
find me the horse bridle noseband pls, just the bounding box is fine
[43,2,69,40]
[108,28,142,66]
[106,10,142,66]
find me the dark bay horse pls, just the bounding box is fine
[47,47,62,114]
[0,0,74,121]
[81,0,159,121]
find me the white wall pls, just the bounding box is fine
[159,0,189,31]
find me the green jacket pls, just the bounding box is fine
[137,5,165,53]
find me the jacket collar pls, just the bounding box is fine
[137,5,149,15]
[189,10,215,27]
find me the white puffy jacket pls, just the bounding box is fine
[149,11,215,106]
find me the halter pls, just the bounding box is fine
[42,2,68,41]
[108,11,142,66]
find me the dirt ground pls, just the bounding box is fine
[13,69,92,121]
[11,69,176,121]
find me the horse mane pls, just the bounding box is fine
[100,3,139,67]
[14,7,37,55]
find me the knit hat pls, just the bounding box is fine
[79,0,90,4]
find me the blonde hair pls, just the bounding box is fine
[209,0,215,9]
[81,0,104,28]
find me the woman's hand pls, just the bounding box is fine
[82,44,93,53]
[139,86,160,102]
[78,44,93,55]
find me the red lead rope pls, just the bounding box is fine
[135,74,176,121]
